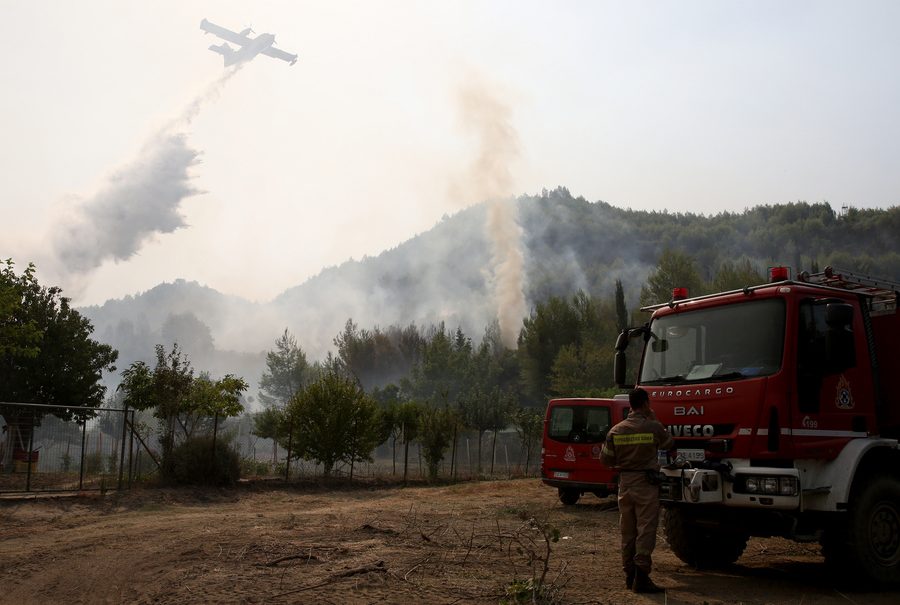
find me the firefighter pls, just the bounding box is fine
[601,387,674,593]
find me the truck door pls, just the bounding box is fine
[793,298,874,458]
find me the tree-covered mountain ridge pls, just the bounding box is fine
[80,188,900,372]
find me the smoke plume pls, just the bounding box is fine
[454,74,527,348]
[53,66,243,276]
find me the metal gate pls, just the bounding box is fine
[0,401,144,494]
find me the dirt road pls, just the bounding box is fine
[1,478,897,604]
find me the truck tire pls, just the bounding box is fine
[664,508,748,568]
[558,488,580,506]
[826,475,900,585]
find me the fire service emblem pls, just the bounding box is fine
[835,375,854,410]
[564,446,576,462]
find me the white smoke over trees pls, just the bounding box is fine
[52,67,244,279]
[453,73,527,349]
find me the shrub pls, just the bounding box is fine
[239,459,272,477]
[166,436,240,486]
[84,451,106,474]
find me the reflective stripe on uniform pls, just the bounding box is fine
[612,433,654,445]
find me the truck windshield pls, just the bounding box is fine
[548,405,611,444]
[640,298,785,385]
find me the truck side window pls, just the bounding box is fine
[797,299,855,412]
[548,406,611,443]
[798,301,825,413]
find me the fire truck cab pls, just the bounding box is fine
[615,266,900,584]
[540,397,631,505]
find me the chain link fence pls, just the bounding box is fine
[2,403,540,492]
[0,402,141,494]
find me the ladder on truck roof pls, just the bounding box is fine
[797,266,900,315]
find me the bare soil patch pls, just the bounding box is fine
[1,478,897,604]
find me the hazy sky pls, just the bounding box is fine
[3,1,899,306]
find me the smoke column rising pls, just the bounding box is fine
[53,66,244,277]
[455,75,527,348]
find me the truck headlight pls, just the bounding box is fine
[779,477,798,496]
[736,474,798,496]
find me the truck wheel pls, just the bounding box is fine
[829,476,900,584]
[558,488,580,506]
[664,508,748,568]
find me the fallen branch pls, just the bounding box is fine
[264,552,320,567]
[358,523,396,534]
[403,554,434,581]
[270,561,386,598]
[332,561,386,578]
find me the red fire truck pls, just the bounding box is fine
[614,266,900,584]
[540,397,631,505]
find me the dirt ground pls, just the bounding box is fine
[2,478,898,605]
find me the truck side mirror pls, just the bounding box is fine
[614,350,632,389]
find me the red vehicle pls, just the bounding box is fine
[614,266,900,584]
[540,397,630,505]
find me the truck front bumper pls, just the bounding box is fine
[661,465,802,510]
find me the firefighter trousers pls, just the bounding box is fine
[618,473,661,573]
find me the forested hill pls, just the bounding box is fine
[517,188,900,302]
[80,188,900,388]
[269,189,900,352]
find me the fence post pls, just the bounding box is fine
[211,412,219,470]
[127,410,135,488]
[284,422,293,481]
[78,418,87,490]
[25,412,35,492]
[118,403,128,490]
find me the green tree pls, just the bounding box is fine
[1,261,118,468]
[710,259,764,292]
[615,279,629,331]
[185,373,248,451]
[639,248,706,306]
[333,320,424,391]
[459,386,495,474]
[118,344,195,466]
[0,260,41,358]
[372,384,404,474]
[408,323,470,405]
[518,296,581,402]
[256,329,309,463]
[251,406,286,464]
[285,372,380,478]
[519,291,618,400]
[512,406,544,474]
[258,329,308,409]
[549,341,613,397]
[395,400,423,482]
[418,405,455,480]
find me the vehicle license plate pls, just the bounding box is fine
[553,471,570,479]
[678,449,705,462]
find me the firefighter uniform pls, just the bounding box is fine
[601,407,674,590]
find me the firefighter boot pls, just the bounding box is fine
[624,567,635,590]
[632,568,664,594]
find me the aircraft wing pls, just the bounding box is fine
[261,46,298,65]
[200,18,251,47]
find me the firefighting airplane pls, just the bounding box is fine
[200,18,298,66]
